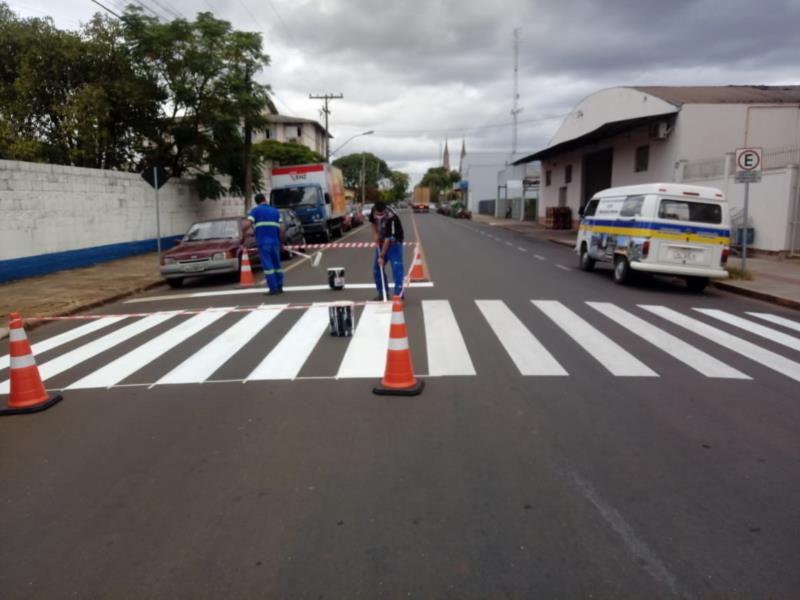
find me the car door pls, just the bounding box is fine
[241,219,260,266]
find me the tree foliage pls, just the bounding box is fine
[253,139,324,167]
[388,170,410,202]
[332,152,391,190]
[420,166,461,200]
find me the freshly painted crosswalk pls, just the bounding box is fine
[2,301,800,391]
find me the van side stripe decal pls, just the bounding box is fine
[581,218,729,237]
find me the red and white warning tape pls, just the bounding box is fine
[283,241,415,250]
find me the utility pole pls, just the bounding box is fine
[361,152,366,205]
[511,28,522,156]
[309,93,343,161]
[243,66,253,214]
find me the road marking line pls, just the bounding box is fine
[555,264,572,271]
[695,309,800,351]
[0,312,178,394]
[588,303,749,379]
[158,305,286,385]
[337,302,393,378]
[476,300,567,376]
[641,305,800,383]
[746,312,800,333]
[67,309,230,389]
[533,301,657,377]
[504,241,513,246]
[0,316,127,371]
[534,254,546,261]
[517,246,527,252]
[248,305,330,381]
[125,282,435,303]
[423,300,476,376]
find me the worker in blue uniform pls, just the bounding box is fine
[247,193,285,295]
[370,201,405,300]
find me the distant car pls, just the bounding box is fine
[161,217,258,288]
[342,212,353,232]
[352,209,364,227]
[279,208,306,259]
[361,203,374,218]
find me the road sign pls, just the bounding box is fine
[734,147,762,183]
[141,162,170,189]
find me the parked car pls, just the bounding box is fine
[279,208,306,259]
[361,203,374,219]
[352,208,364,227]
[342,212,353,232]
[160,217,258,288]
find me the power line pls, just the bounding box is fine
[334,114,564,137]
[89,0,122,19]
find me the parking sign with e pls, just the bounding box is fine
[736,147,763,173]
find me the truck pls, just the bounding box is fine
[412,186,431,212]
[269,163,347,242]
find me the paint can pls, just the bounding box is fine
[329,302,355,337]
[327,267,345,290]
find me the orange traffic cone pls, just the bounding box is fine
[373,296,425,396]
[1,312,62,416]
[410,247,426,282]
[239,250,255,287]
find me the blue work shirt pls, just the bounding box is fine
[248,204,282,246]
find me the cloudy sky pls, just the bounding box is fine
[11,0,800,183]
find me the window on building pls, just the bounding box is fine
[545,170,551,186]
[558,186,567,207]
[635,145,649,172]
[265,128,271,140]
[297,126,302,137]
[565,164,572,183]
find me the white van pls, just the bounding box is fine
[576,183,730,291]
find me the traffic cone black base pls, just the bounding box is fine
[0,393,63,417]
[373,380,425,397]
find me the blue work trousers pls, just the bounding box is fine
[374,242,404,298]
[258,243,283,292]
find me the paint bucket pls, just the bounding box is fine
[329,302,355,337]
[327,267,345,290]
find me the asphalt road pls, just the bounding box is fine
[2,212,800,599]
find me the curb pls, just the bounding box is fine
[548,237,576,248]
[0,279,167,339]
[713,280,800,311]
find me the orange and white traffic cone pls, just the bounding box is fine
[1,312,63,416]
[410,246,426,282]
[238,250,255,287]
[373,296,424,396]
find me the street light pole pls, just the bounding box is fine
[330,130,374,158]
[361,152,366,206]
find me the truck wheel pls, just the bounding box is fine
[579,243,595,272]
[613,256,630,285]
[686,276,709,293]
[321,226,332,243]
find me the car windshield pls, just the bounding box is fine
[658,199,722,224]
[271,186,320,208]
[183,220,240,241]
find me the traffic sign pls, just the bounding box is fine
[734,147,762,183]
[141,161,171,189]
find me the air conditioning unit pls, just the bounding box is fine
[649,121,670,140]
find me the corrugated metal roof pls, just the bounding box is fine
[631,85,800,106]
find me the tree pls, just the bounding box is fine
[388,170,410,203]
[120,8,272,198]
[252,139,324,167]
[332,152,390,190]
[420,166,461,200]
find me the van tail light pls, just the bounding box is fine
[642,240,650,258]
[721,247,730,266]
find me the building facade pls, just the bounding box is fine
[253,114,330,157]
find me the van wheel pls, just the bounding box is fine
[167,278,183,289]
[579,244,595,272]
[686,276,709,293]
[613,256,630,285]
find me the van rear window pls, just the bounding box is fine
[658,199,722,224]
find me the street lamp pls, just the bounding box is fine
[330,130,374,157]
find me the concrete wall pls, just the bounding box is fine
[0,160,244,282]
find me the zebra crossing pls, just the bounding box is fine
[1,300,800,392]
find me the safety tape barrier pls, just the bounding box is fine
[284,242,416,250]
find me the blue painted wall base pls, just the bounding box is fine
[0,235,182,283]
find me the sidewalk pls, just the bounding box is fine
[472,213,800,310]
[0,253,166,338]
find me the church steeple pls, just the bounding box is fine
[442,138,450,171]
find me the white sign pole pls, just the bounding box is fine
[154,166,162,261]
[742,182,749,273]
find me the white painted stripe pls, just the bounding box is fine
[9,329,26,342]
[160,305,286,385]
[641,305,800,383]
[337,303,393,378]
[0,316,126,372]
[533,301,657,377]
[534,254,546,261]
[555,264,572,271]
[124,282,435,303]
[0,313,176,394]
[67,310,229,389]
[695,309,800,351]
[517,247,527,252]
[423,300,476,376]
[476,300,567,376]
[247,305,328,381]
[587,303,749,379]
[504,241,513,246]
[10,354,36,369]
[388,337,409,351]
[747,312,800,333]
